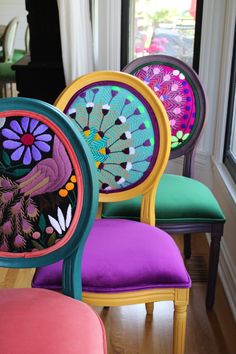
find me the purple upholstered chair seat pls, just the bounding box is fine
[33,219,191,292]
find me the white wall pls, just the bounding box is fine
[210,0,236,320]
[0,0,27,50]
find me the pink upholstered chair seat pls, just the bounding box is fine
[33,220,191,293]
[0,288,106,354]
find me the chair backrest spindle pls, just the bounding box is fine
[2,17,19,62]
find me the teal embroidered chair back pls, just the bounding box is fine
[0,98,98,298]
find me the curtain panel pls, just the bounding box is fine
[57,0,94,85]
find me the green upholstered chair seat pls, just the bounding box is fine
[0,61,15,80]
[102,174,225,223]
[0,49,25,62]
[0,50,25,81]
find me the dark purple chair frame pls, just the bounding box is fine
[123,55,225,308]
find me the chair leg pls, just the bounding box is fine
[173,303,187,354]
[183,233,191,259]
[206,232,222,309]
[145,302,154,315]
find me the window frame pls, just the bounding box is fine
[120,0,204,73]
[223,23,236,184]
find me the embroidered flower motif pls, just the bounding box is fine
[1,117,52,165]
[48,204,72,235]
[0,240,8,252]
[14,234,26,248]
[1,221,13,236]
[171,131,190,148]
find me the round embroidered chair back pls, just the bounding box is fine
[0,98,97,268]
[123,55,206,159]
[55,71,171,203]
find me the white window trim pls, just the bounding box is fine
[211,0,236,202]
[196,0,226,159]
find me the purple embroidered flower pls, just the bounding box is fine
[1,117,52,165]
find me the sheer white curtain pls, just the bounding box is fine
[57,0,94,85]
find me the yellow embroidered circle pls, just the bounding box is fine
[59,189,68,197]
[66,182,74,191]
[70,175,76,183]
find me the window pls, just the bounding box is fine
[121,0,203,72]
[224,24,236,183]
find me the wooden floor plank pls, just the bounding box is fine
[0,234,235,354]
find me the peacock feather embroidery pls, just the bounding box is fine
[65,82,160,193]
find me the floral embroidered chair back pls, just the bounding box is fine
[123,55,206,176]
[55,71,170,222]
[0,98,97,281]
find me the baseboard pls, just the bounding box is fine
[206,234,236,321]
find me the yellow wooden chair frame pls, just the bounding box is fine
[55,71,189,354]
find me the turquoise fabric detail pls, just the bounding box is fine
[65,83,159,193]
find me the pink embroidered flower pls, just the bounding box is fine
[14,234,26,248]
[32,231,41,240]
[0,240,8,252]
[2,221,13,236]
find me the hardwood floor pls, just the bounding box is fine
[0,235,235,354]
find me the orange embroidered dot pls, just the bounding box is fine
[59,189,68,197]
[66,182,74,191]
[70,175,76,183]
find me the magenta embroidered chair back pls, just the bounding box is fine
[123,55,206,176]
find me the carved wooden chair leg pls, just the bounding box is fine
[145,302,154,315]
[206,231,222,308]
[183,233,191,259]
[173,289,189,354]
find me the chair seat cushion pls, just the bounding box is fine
[0,288,106,354]
[32,219,191,293]
[102,174,225,223]
[0,61,15,80]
